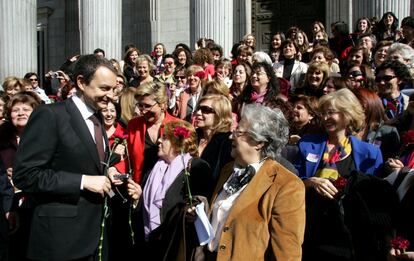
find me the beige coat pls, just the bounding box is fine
[210,159,306,261]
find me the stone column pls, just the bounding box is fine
[79,0,122,60]
[0,0,37,83]
[192,0,233,57]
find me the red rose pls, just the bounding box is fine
[391,236,410,252]
[333,176,348,191]
[402,130,414,145]
[173,126,191,139]
[194,71,205,79]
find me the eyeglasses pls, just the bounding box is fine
[232,129,248,137]
[320,110,340,117]
[375,75,397,82]
[29,78,38,82]
[175,76,186,80]
[196,105,215,114]
[136,102,157,110]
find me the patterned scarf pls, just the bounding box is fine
[383,94,404,119]
[315,137,352,180]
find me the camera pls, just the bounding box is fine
[114,173,130,182]
[51,72,59,78]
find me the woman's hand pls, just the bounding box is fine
[107,167,124,186]
[127,179,142,200]
[114,144,126,158]
[185,205,197,223]
[304,177,338,199]
[390,248,414,260]
[386,158,405,173]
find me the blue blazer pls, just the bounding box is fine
[294,135,383,179]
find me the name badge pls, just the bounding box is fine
[306,153,320,163]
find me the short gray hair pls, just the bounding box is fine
[388,43,414,68]
[252,51,273,66]
[241,104,289,159]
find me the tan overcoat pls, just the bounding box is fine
[210,159,306,261]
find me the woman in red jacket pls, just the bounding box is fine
[127,82,177,183]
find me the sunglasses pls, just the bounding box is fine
[29,78,38,82]
[196,105,215,114]
[375,75,397,82]
[175,76,186,80]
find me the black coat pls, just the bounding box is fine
[13,99,109,261]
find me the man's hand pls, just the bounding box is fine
[6,212,19,235]
[82,175,112,197]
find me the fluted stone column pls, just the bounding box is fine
[79,0,122,60]
[0,0,37,83]
[326,0,411,33]
[192,0,233,57]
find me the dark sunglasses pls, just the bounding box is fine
[196,105,215,114]
[29,78,38,82]
[175,76,186,80]
[348,71,363,78]
[375,75,397,82]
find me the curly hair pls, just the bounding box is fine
[163,120,198,157]
[193,47,214,65]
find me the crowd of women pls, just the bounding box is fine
[2,10,414,261]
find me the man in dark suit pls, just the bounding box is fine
[0,162,14,261]
[13,54,117,261]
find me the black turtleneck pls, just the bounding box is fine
[283,57,295,80]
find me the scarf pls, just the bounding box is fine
[315,137,352,180]
[142,153,191,240]
[383,94,404,119]
[250,89,267,104]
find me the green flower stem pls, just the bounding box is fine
[122,139,135,245]
[98,139,120,261]
[181,151,193,207]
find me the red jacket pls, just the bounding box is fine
[127,112,177,183]
[108,124,128,174]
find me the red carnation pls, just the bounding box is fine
[391,236,410,252]
[173,126,191,139]
[150,51,157,58]
[402,130,414,145]
[333,176,348,191]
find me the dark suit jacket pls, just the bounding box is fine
[0,165,13,250]
[13,99,109,261]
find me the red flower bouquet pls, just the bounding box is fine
[391,236,410,253]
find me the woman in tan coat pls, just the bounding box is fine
[206,104,306,261]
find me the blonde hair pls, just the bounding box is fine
[186,65,204,77]
[164,120,198,157]
[135,54,155,72]
[203,80,229,97]
[119,87,137,123]
[197,94,233,136]
[319,88,365,135]
[3,76,24,91]
[135,81,168,106]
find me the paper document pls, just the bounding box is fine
[194,202,214,245]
